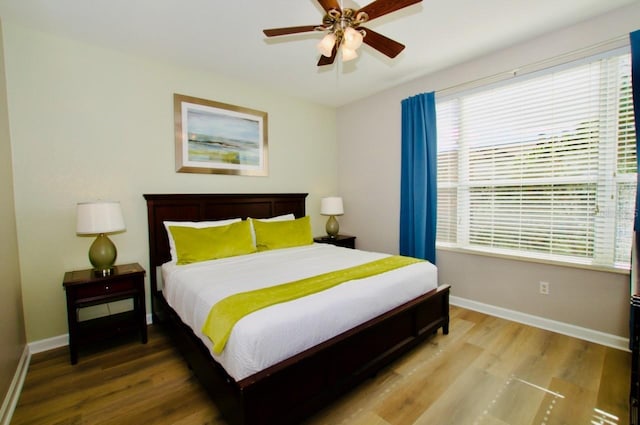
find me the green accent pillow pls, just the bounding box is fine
[169,220,256,265]
[252,216,313,252]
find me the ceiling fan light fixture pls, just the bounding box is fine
[341,45,358,62]
[317,33,337,57]
[263,0,422,66]
[343,27,363,50]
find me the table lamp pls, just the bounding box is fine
[320,197,344,238]
[76,201,126,276]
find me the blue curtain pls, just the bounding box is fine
[632,30,640,231]
[400,92,437,263]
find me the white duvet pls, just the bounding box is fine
[161,243,438,381]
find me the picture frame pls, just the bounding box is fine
[174,94,268,176]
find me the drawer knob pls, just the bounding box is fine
[105,285,110,291]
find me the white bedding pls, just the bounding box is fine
[161,243,438,380]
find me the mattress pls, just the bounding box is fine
[161,243,438,380]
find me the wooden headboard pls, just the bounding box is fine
[143,193,307,294]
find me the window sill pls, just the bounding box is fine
[436,245,630,275]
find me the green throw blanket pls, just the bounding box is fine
[202,255,423,354]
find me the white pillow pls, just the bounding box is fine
[248,214,295,245]
[163,218,241,262]
[256,213,295,222]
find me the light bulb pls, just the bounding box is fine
[343,27,363,50]
[341,45,358,62]
[317,33,337,57]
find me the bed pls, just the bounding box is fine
[144,193,450,425]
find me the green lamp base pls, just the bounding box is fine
[89,233,118,276]
[325,215,340,238]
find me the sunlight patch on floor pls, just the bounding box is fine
[472,375,567,425]
[471,375,622,425]
[591,407,619,425]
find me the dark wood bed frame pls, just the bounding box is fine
[144,193,450,425]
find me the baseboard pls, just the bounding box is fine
[450,296,630,351]
[0,345,30,425]
[28,334,68,354]
[29,313,154,354]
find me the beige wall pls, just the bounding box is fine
[0,19,26,407]
[337,3,640,337]
[2,21,338,342]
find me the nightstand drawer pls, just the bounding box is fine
[74,278,135,299]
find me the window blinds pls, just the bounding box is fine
[436,51,636,269]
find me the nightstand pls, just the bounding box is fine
[63,263,147,364]
[314,234,356,249]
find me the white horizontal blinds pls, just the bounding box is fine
[617,58,636,174]
[614,56,636,266]
[616,181,635,266]
[436,99,459,244]
[436,51,636,269]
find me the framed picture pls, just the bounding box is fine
[174,94,268,176]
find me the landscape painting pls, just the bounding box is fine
[174,94,268,176]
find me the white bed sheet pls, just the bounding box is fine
[161,243,438,380]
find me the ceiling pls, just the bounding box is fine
[0,0,637,107]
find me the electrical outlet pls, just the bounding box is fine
[539,281,550,295]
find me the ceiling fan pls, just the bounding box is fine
[263,0,423,66]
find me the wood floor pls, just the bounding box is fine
[11,306,631,425]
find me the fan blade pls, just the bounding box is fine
[317,0,341,12]
[263,25,318,37]
[317,45,337,66]
[358,0,422,21]
[361,27,405,58]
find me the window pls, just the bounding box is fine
[436,50,636,270]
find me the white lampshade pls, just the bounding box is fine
[343,27,363,50]
[76,201,126,235]
[341,45,358,62]
[317,33,337,57]
[320,197,344,216]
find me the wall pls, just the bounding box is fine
[2,21,337,342]
[337,3,640,338]
[0,19,26,415]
